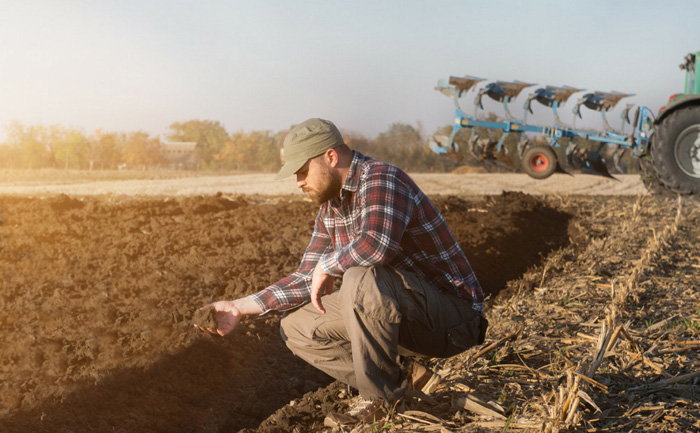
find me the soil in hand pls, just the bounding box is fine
[192,307,219,331]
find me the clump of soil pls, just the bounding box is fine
[47,193,85,211]
[192,307,219,330]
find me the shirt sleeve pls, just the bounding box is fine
[250,209,333,313]
[319,168,414,276]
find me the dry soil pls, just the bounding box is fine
[1,172,695,433]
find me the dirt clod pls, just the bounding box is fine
[192,307,219,330]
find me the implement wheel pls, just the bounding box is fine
[652,105,700,195]
[521,145,557,179]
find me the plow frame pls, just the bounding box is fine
[433,78,655,177]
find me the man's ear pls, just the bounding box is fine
[324,148,339,168]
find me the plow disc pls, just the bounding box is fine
[566,146,616,179]
[473,138,520,172]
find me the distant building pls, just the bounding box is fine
[161,141,197,169]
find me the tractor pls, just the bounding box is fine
[645,52,700,195]
[431,51,700,196]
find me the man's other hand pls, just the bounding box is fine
[310,262,334,314]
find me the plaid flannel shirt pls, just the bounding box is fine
[250,151,484,314]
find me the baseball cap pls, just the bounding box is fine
[275,118,344,180]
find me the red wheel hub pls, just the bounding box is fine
[529,153,550,172]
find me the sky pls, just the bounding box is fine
[1,0,698,143]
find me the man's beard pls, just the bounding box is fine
[306,161,342,204]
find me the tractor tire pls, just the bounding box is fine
[521,145,557,179]
[639,157,675,196]
[652,105,700,195]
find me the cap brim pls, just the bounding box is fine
[275,158,307,180]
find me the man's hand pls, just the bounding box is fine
[310,262,334,314]
[194,300,244,336]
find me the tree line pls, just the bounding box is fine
[0,120,457,173]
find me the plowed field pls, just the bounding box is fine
[0,172,697,433]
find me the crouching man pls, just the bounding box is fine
[196,118,487,428]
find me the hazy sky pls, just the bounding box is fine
[1,0,698,142]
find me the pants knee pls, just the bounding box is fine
[280,313,291,343]
[280,310,303,350]
[279,304,324,351]
[342,266,374,287]
[341,266,382,297]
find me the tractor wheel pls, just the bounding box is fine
[639,157,675,196]
[521,145,557,179]
[652,105,700,195]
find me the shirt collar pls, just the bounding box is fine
[341,150,364,196]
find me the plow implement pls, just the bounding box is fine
[430,75,654,180]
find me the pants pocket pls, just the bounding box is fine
[351,266,402,323]
[443,314,488,357]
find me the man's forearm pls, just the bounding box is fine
[233,295,264,316]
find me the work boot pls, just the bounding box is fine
[407,361,442,395]
[323,396,387,428]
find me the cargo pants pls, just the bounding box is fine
[280,265,487,403]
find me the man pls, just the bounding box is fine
[197,118,487,428]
